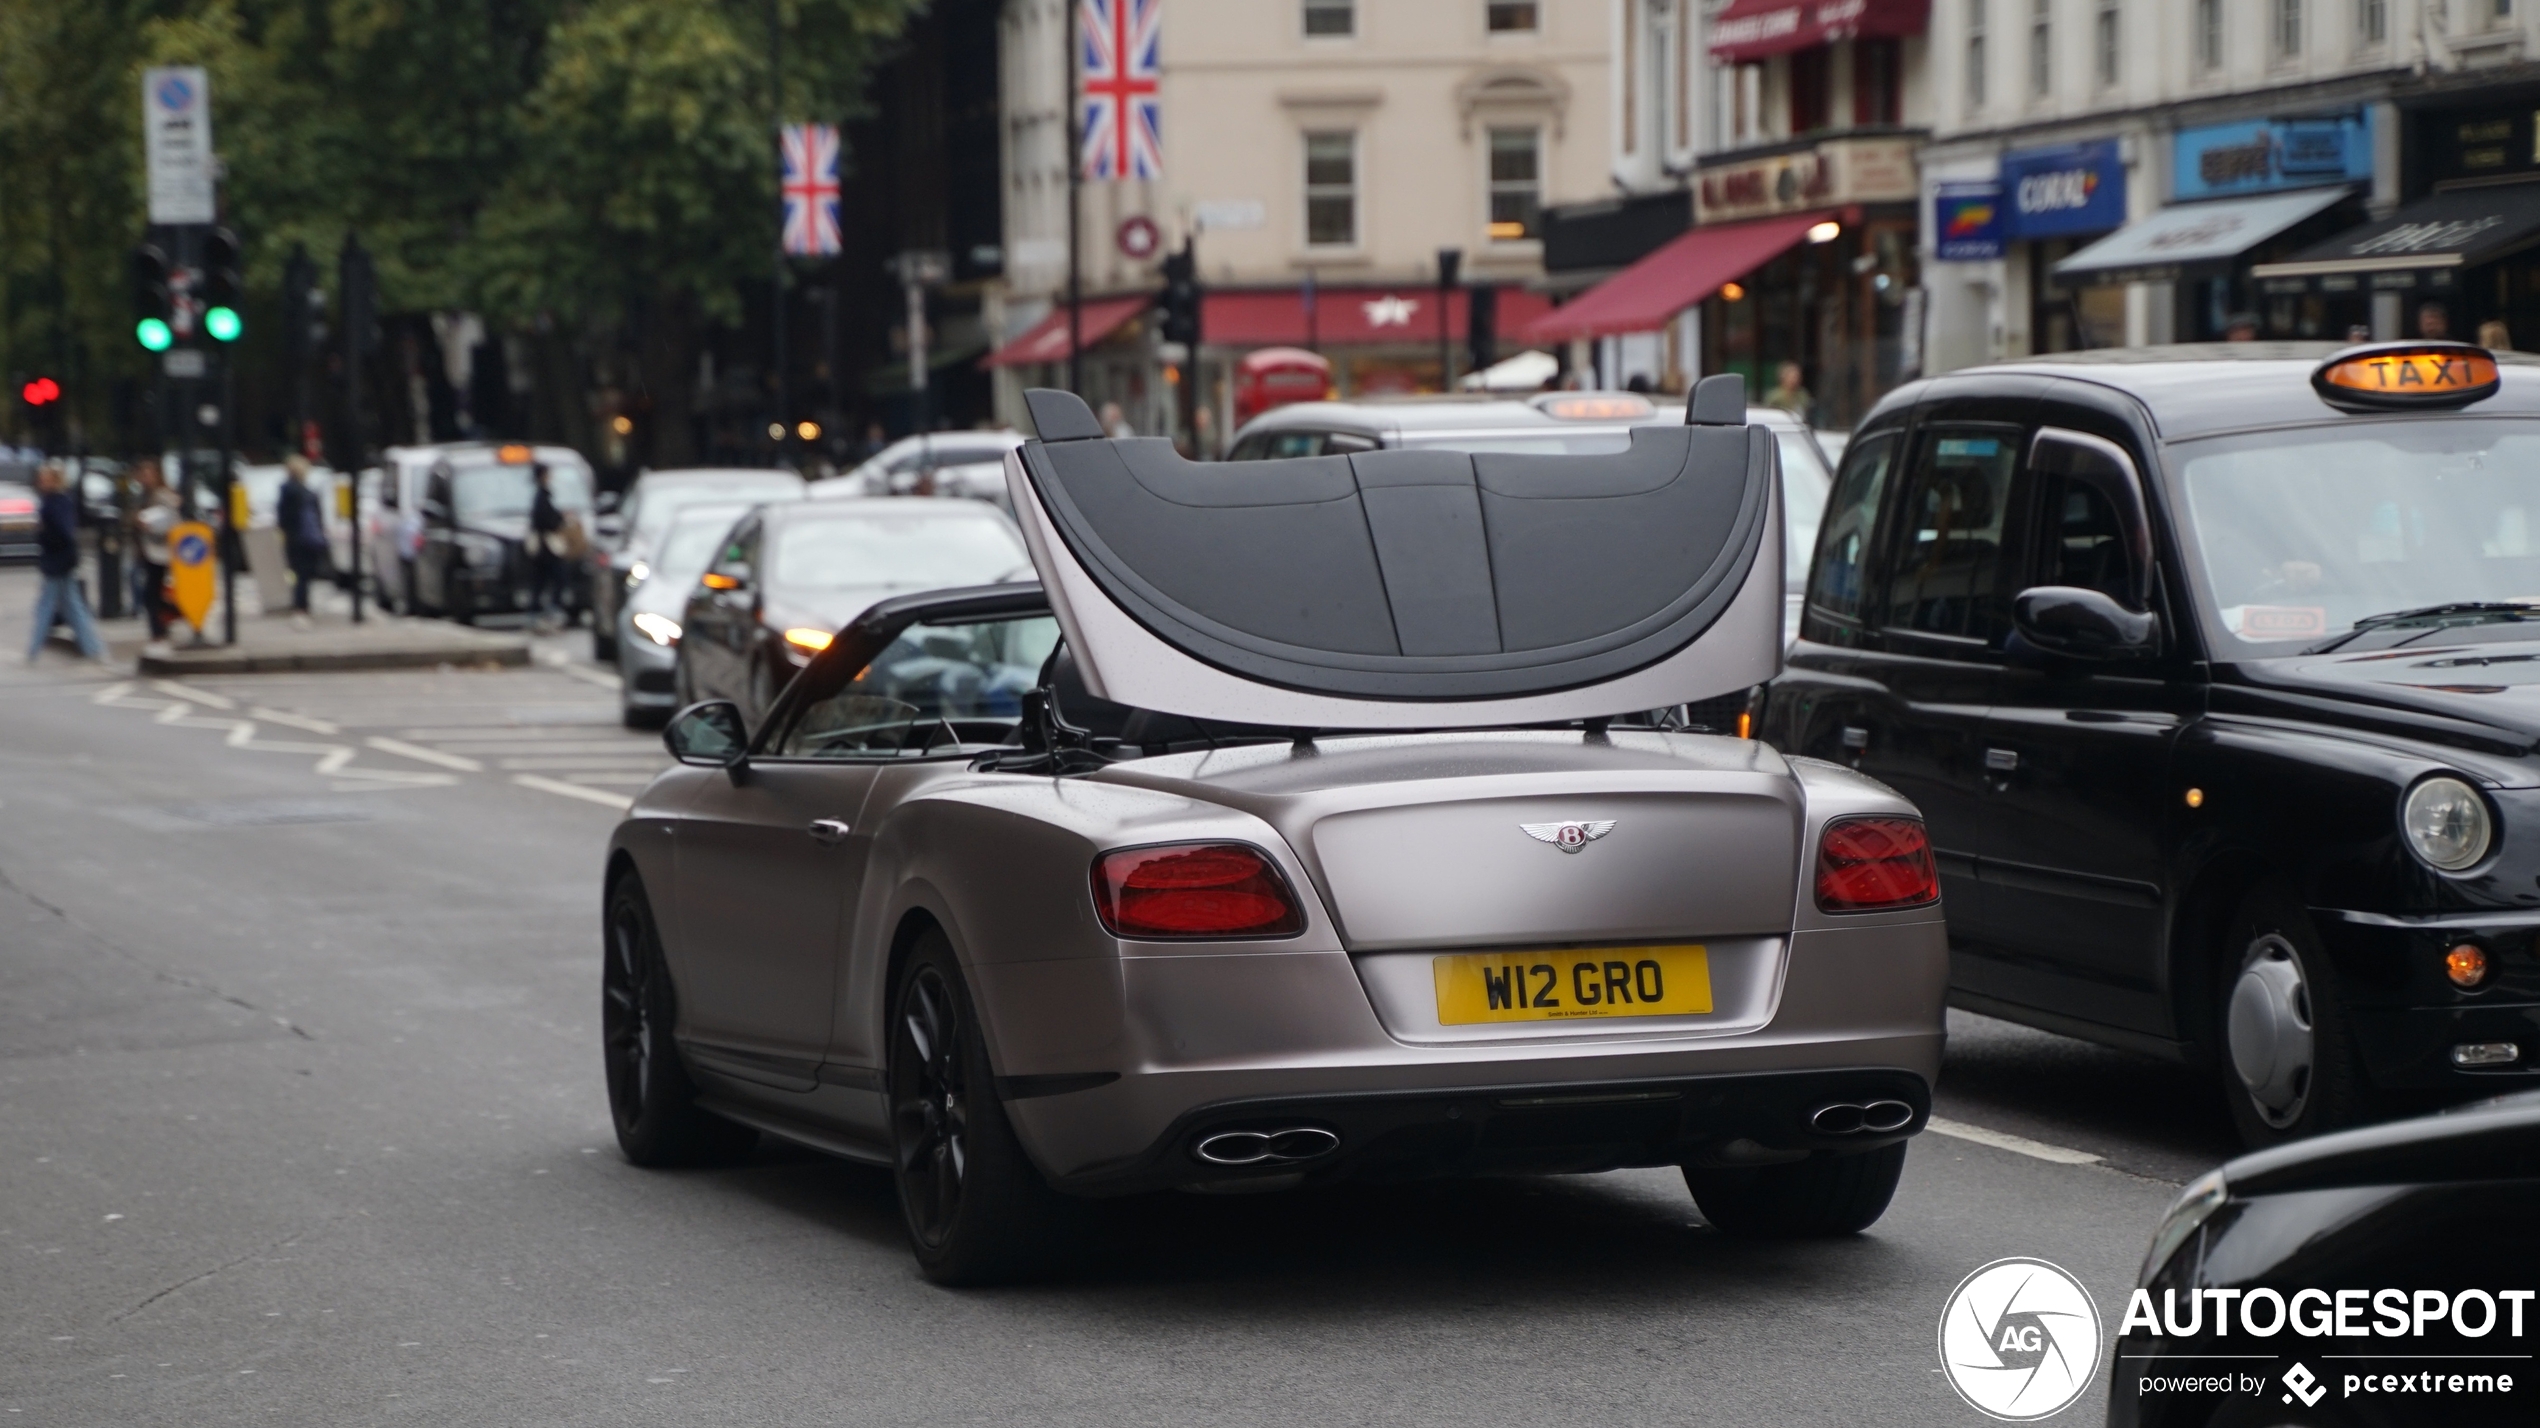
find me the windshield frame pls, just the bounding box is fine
[2156,413,2540,663]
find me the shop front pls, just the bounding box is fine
[2000,139,2130,352]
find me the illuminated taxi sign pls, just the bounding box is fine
[496,443,536,464]
[1535,394,1656,421]
[2311,342,2501,412]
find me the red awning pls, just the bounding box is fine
[1708,0,1929,64]
[1519,211,1832,344]
[980,296,1148,368]
[1203,287,1554,347]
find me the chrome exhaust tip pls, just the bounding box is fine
[1809,1102,1867,1135]
[1861,1099,1915,1133]
[1193,1125,1340,1166]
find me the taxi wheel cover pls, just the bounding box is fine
[2217,888,2372,1147]
[602,875,755,1167]
[1683,1140,1906,1239]
[887,930,1074,1285]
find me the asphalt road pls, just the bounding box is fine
[0,572,2220,1426]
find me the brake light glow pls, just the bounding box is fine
[1090,843,1306,939]
[1814,817,1939,912]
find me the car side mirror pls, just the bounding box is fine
[664,699,750,776]
[2012,586,2161,659]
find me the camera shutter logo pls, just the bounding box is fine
[1938,1257,2103,1420]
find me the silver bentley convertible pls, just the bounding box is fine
[601,379,1948,1283]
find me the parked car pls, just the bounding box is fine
[1765,340,2540,1147]
[672,496,1034,725]
[0,475,38,562]
[1227,392,1835,647]
[615,496,799,727]
[369,442,597,623]
[589,467,805,661]
[2110,1090,2540,1426]
[603,380,1949,1285]
[808,430,1025,500]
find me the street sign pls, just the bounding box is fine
[1117,215,1160,260]
[163,349,206,378]
[168,520,217,632]
[1193,198,1264,231]
[142,67,215,225]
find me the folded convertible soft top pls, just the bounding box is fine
[1006,383,1781,728]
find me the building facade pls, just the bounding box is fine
[990,0,1615,441]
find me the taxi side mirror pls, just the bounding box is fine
[664,699,750,775]
[2012,586,2160,660]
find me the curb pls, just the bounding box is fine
[136,641,532,676]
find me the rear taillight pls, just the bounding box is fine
[1090,843,1306,940]
[1814,817,1939,912]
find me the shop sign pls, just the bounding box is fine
[1933,181,2003,261]
[2173,111,2374,202]
[1696,136,1917,224]
[2000,140,2126,239]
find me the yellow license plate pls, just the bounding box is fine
[1432,945,1712,1025]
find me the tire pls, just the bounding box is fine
[603,874,757,1167]
[888,929,1074,1285]
[2216,885,2375,1147]
[594,622,618,664]
[1684,1141,1907,1238]
[621,696,666,731]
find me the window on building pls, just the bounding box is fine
[1304,131,1357,246]
[1302,0,1353,36]
[2095,1,2121,86]
[2274,0,2302,55]
[1853,38,1903,125]
[2196,0,2222,68]
[1967,0,1988,110]
[1486,1,1539,31]
[2028,0,2051,98]
[2359,0,2387,41]
[1790,45,1831,134]
[1487,127,1542,241]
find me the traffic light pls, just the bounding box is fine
[1467,284,1498,375]
[1158,241,1201,347]
[131,243,173,351]
[21,376,60,407]
[340,233,379,357]
[201,227,242,342]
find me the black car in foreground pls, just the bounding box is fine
[2110,1091,2540,1427]
[1765,342,2540,1146]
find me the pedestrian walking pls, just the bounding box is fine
[276,456,330,628]
[27,462,107,664]
[127,459,179,639]
[527,463,565,630]
[1762,360,1814,423]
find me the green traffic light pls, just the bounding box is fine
[136,317,174,352]
[204,306,242,343]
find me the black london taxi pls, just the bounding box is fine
[1763,341,2540,1146]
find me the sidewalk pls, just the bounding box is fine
[9,564,530,675]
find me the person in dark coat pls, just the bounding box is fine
[276,456,332,624]
[26,462,106,663]
[527,463,565,629]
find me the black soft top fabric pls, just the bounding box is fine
[1017,401,1773,701]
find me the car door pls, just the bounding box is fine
[669,693,888,1081]
[1961,424,2196,1037]
[687,514,761,703]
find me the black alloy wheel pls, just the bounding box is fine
[602,874,755,1166]
[887,929,1076,1284]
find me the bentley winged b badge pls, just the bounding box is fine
[1521,819,1617,854]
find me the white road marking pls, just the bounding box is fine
[92,685,464,789]
[364,736,484,773]
[419,740,652,756]
[496,757,668,773]
[1924,1115,2103,1165]
[537,652,623,691]
[251,706,341,734]
[148,680,236,709]
[512,774,633,811]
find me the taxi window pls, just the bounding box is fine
[2028,433,2149,607]
[775,615,1060,759]
[1880,424,2021,644]
[1807,430,1898,628]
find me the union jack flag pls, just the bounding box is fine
[780,123,842,257]
[1080,0,1161,182]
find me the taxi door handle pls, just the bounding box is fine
[806,818,852,845]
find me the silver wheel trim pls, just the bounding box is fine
[2226,933,2315,1129]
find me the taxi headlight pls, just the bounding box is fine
[631,611,681,646]
[2402,776,2493,872]
[2138,1168,2228,1288]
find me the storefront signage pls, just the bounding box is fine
[1933,181,2004,261]
[2423,105,2540,188]
[1696,135,1917,225]
[2173,112,2374,202]
[2000,140,2126,239]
